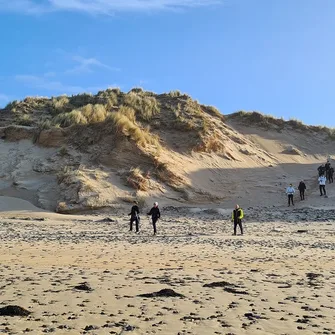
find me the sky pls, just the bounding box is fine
[0,0,334,126]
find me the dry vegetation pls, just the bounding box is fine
[122,91,160,121]
[2,88,333,203]
[228,111,335,139]
[152,160,185,188]
[107,111,161,151]
[125,167,150,191]
[194,134,226,153]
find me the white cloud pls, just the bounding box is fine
[66,56,120,74]
[0,0,222,15]
[15,74,119,95]
[15,75,86,93]
[0,0,48,14]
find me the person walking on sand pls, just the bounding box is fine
[147,202,160,235]
[325,161,331,181]
[329,166,334,184]
[318,164,325,177]
[286,184,295,206]
[129,201,140,233]
[232,204,244,236]
[298,180,306,200]
[318,174,327,196]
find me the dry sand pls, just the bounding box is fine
[0,197,334,335]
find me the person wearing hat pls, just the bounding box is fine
[286,183,295,206]
[147,202,161,235]
[128,201,140,233]
[298,180,306,200]
[231,204,244,236]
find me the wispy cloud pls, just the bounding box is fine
[0,0,49,14]
[0,0,222,15]
[15,74,119,95]
[15,74,86,93]
[66,56,120,74]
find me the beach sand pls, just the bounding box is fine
[0,204,334,335]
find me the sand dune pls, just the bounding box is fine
[0,95,334,334]
[0,196,45,212]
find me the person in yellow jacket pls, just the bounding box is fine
[232,204,244,235]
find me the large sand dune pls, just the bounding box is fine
[0,93,334,334]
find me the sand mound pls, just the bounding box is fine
[0,91,334,212]
[0,196,44,212]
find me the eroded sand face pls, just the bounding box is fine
[0,212,334,335]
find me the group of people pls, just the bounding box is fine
[129,201,160,235]
[286,160,333,206]
[318,161,334,183]
[128,160,332,235]
[128,201,245,236]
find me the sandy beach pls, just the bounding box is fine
[0,203,334,335]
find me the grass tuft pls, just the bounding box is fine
[123,92,160,121]
[107,112,161,149]
[126,167,149,191]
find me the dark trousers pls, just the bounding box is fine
[234,219,243,235]
[152,217,158,234]
[319,185,326,195]
[329,175,333,183]
[299,190,305,200]
[130,217,139,232]
[288,194,294,206]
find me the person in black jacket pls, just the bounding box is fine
[298,180,306,200]
[129,201,140,233]
[318,164,325,177]
[231,204,244,236]
[329,167,334,183]
[147,202,160,235]
[325,161,331,181]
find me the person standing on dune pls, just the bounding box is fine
[298,180,306,200]
[232,204,244,235]
[147,202,160,235]
[286,184,295,206]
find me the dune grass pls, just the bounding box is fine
[123,92,160,121]
[52,104,108,127]
[107,111,161,149]
[126,167,150,191]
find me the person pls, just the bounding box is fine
[231,204,244,235]
[325,161,331,181]
[286,184,295,206]
[318,174,327,196]
[147,202,160,235]
[329,167,334,184]
[318,164,325,177]
[128,201,140,233]
[298,180,306,200]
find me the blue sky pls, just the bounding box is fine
[0,0,334,126]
